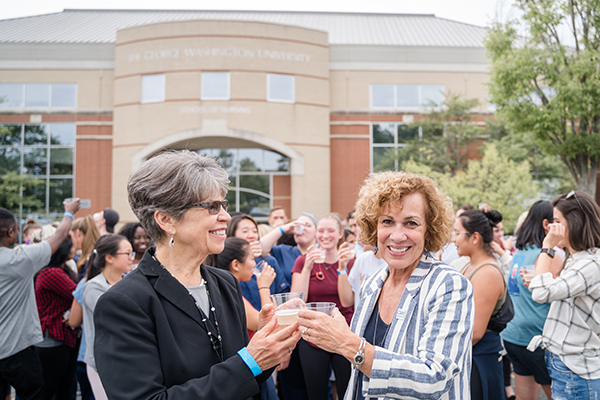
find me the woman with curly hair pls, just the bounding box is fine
[298,171,474,399]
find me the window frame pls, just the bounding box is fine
[370,122,422,172]
[370,84,445,110]
[0,83,78,109]
[141,74,166,104]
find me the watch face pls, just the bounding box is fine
[355,355,364,364]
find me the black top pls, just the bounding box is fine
[356,302,389,400]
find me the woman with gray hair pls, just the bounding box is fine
[93,150,301,400]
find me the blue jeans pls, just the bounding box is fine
[545,351,600,400]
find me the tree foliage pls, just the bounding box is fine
[486,0,600,197]
[0,171,45,213]
[403,144,539,232]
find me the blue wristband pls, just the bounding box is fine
[337,269,348,275]
[237,347,262,377]
[279,226,285,235]
[64,212,74,220]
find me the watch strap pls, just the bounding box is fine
[353,338,366,369]
[541,248,555,258]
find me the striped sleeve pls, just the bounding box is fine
[363,272,474,399]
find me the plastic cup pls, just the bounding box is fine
[250,241,262,257]
[294,224,305,235]
[522,268,535,282]
[305,302,336,316]
[253,260,265,277]
[314,250,326,264]
[271,292,305,325]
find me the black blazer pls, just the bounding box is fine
[94,249,270,400]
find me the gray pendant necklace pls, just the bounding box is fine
[152,253,224,362]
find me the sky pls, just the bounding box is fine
[0,0,518,28]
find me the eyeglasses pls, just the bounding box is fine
[116,251,136,261]
[451,231,470,239]
[566,190,584,211]
[185,200,229,215]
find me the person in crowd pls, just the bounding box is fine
[226,214,288,309]
[92,209,119,236]
[297,171,474,399]
[339,244,387,309]
[22,219,42,244]
[215,237,279,400]
[0,199,80,400]
[343,228,356,245]
[118,222,151,267]
[260,212,318,400]
[71,216,101,277]
[454,209,507,400]
[501,200,563,400]
[291,213,355,400]
[93,150,301,399]
[34,235,79,400]
[528,190,600,399]
[82,235,133,399]
[268,206,288,228]
[347,210,364,258]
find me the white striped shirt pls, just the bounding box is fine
[529,248,600,379]
[345,253,474,400]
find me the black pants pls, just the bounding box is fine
[298,339,351,400]
[278,346,307,400]
[0,346,44,400]
[36,344,77,400]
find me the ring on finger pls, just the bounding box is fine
[302,327,309,335]
[288,347,293,354]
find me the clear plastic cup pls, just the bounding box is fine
[314,250,326,264]
[253,260,265,277]
[271,292,305,325]
[293,224,305,235]
[522,267,535,282]
[305,302,336,316]
[250,241,262,257]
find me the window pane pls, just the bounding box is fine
[50,148,73,175]
[371,85,394,108]
[265,150,288,172]
[239,149,263,172]
[48,179,73,214]
[373,123,394,144]
[373,147,396,173]
[396,85,419,107]
[225,190,237,212]
[0,147,21,172]
[421,85,445,106]
[141,74,166,103]
[25,84,50,108]
[23,148,47,176]
[239,191,270,219]
[268,74,294,102]
[397,124,418,143]
[0,125,22,146]
[201,72,229,100]
[50,124,76,146]
[22,182,47,215]
[240,175,269,195]
[24,125,48,146]
[51,84,77,107]
[0,84,24,107]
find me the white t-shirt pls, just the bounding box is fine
[347,251,387,309]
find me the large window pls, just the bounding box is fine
[201,72,230,100]
[0,123,75,222]
[370,84,445,109]
[141,74,166,103]
[197,148,289,221]
[0,83,77,109]
[267,74,295,103]
[371,123,420,172]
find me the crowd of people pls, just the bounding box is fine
[0,149,599,400]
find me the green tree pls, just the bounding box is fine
[403,144,539,232]
[486,0,600,197]
[0,171,45,213]
[392,92,486,175]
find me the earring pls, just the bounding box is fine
[169,235,175,249]
[374,246,378,255]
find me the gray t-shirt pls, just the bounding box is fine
[83,273,111,371]
[0,241,52,359]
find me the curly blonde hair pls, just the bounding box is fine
[354,171,453,253]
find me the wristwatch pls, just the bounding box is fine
[541,248,555,258]
[353,338,366,370]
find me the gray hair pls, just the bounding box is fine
[299,212,318,228]
[127,150,229,242]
